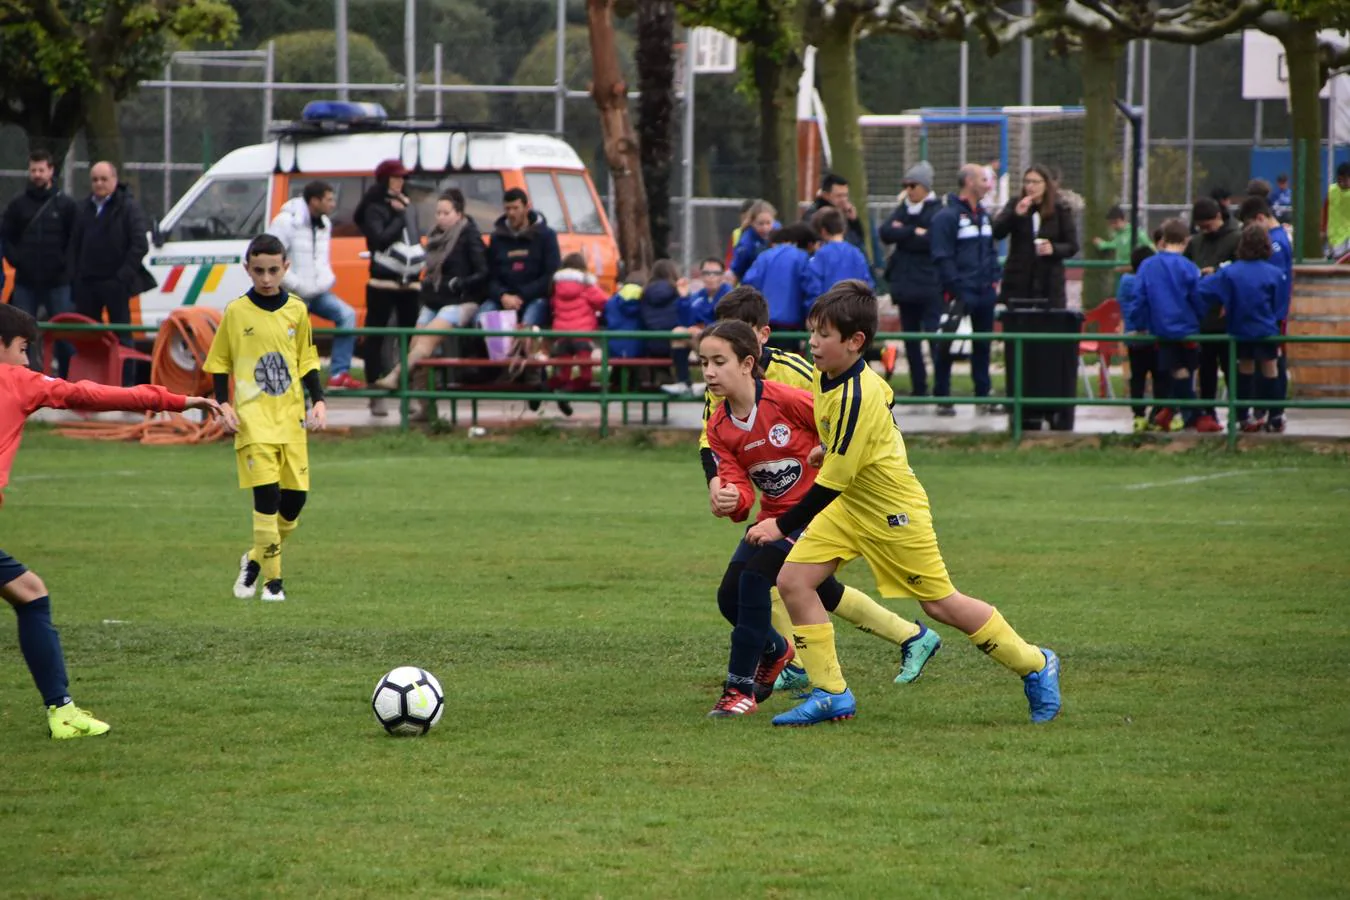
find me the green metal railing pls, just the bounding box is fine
[31,321,1350,446]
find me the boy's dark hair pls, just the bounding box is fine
[1338,162,1350,180]
[806,279,878,351]
[1151,227,1164,245]
[503,187,528,205]
[1106,205,1125,221]
[700,257,724,272]
[812,205,847,237]
[649,258,681,285]
[1209,185,1231,204]
[0,303,40,349]
[698,320,765,378]
[770,223,817,250]
[440,188,466,214]
[1238,195,1273,223]
[246,233,288,260]
[28,149,54,167]
[1246,178,1271,199]
[1129,245,1155,272]
[302,180,333,203]
[1191,197,1222,223]
[1236,223,1273,261]
[1158,218,1190,246]
[560,251,587,270]
[1277,173,1289,183]
[820,173,848,193]
[715,285,770,328]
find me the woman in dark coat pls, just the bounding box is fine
[992,164,1079,308]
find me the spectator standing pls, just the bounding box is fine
[1238,196,1293,432]
[729,200,778,281]
[355,159,423,416]
[1,150,77,373]
[1324,162,1350,258]
[1184,196,1241,431]
[802,174,866,252]
[267,180,362,390]
[992,164,1079,309]
[544,250,610,414]
[69,161,156,350]
[879,161,943,398]
[930,163,1002,416]
[1270,173,1293,222]
[1094,205,1154,265]
[1117,245,1160,432]
[1131,218,1206,432]
[802,206,873,310]
[741,224,817,343]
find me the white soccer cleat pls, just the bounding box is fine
[233,552,260,599]
[261,579,286,602]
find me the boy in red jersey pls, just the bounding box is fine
[0,303,219,738]
[700,320,937,718]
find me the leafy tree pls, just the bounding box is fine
[636,1,677,257]
[266,30,400,121]
[345,0,498,86]
[0,0,239,165]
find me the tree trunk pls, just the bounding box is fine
[636,1,676,259]
[752,45,802,221]
[588,0,654,275]
[1280,21,1322,260]
[1079,30,1120,310]
[82,84,125,170]
[815,8,870,258]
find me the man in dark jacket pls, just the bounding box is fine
[480,187,561,329]
[929,163,1002,415]
[879,161,943,397]
[1,149,77,372]
[803,173,867,254]
[1185,196,1241,430]
[69,161,156,347]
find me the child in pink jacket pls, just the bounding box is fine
[546,252,610,412]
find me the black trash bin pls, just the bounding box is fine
[1000,301,1084,432]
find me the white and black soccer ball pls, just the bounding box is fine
[371,666,445,736]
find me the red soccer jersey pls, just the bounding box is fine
[705,379,821,523]
[0,365,186,500]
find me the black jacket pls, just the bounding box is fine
[1,183,77,288]
[878,194,943,303]
[991,197,1079,307]
[354,184,421,282]
[802,197,866,252]
[69,185,156,296]
[1185,218,1242,332]
[420,216,489,309]
[487,210,561,302]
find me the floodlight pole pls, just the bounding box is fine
[554,0,567,133]
[1115,99,1143,253]
[405,0,416,116]
[336,0,349,100]
[681,33,696,273]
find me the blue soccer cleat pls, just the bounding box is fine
[895,620,941,684]
[1023,648,1062,723]
[771,687,857,727]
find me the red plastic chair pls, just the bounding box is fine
[1078,298,1122,399]
[41,313,152,386]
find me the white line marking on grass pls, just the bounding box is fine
[1123,468,1298,491]
[10,469,143,483]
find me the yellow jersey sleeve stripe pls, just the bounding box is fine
[769,350,814,382]
[834,374,864,455]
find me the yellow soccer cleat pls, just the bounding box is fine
[48,702,111,740]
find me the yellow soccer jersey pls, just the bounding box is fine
[204,292,319,449]
[699,345,814,449]
[813,358,935,539]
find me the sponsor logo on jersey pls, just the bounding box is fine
[747,457,803,498]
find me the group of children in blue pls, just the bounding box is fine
[1118,195,1292,433]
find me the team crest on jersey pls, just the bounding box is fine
[747,458,803,498]
[768,423,791,448]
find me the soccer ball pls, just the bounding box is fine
[371,666,445,736]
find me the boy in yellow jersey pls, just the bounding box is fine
[205,234,327,603]
[700,286,942,695]
[747,279,1061,726]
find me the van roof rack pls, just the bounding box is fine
[270,105,556,139]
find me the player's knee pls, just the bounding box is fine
[2,570,48,605]
[816,576,845,612]
[278,489,307,521]
[252,483,281,515]
[338,304,357,328]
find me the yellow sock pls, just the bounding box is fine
[792,622,847,693]
[770,589,795,650]
[968,608,1045,677]
[252,511,282,583]
[833,586,921,646]
[278,516,299,544]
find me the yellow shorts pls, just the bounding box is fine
[787,502,955,601]
[236,442,310,491]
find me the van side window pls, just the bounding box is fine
[167,177,269,241]
[557,173,605,235]
[289,176,367,238]
[524,172,568,234]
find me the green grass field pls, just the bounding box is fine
[2,428,1348,899]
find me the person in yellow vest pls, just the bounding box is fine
[1323,162,1350,259]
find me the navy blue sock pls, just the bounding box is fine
[670,346,691,384]
[1237,371,1255,421]
[729,569,775,683]
[1258,373,1281,404]
[1173,373,1197,424]
[15,597,71,708]
[1273,354,1288,418]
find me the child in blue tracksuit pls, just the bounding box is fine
[742,224,817,336]
[604,280,644,360]
[802,206,874,318]
[682,257,730,329]
[1130,218,1207,430]
[1197,223,1287,431]
[1239,196,1293,432]
[729,201,779,281]
[1117,244,1158,430]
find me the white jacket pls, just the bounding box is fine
[268,197,337,298]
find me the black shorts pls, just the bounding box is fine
[0,549,28,589]
[1236,341,1280,363]
[1156,341,1199,374]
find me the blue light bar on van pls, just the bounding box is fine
[301,101,388,124]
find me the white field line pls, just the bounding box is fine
[1123,468,1299,491]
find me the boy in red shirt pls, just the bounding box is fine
[0,304,219,738]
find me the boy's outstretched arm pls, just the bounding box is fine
[14,367,219,418]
